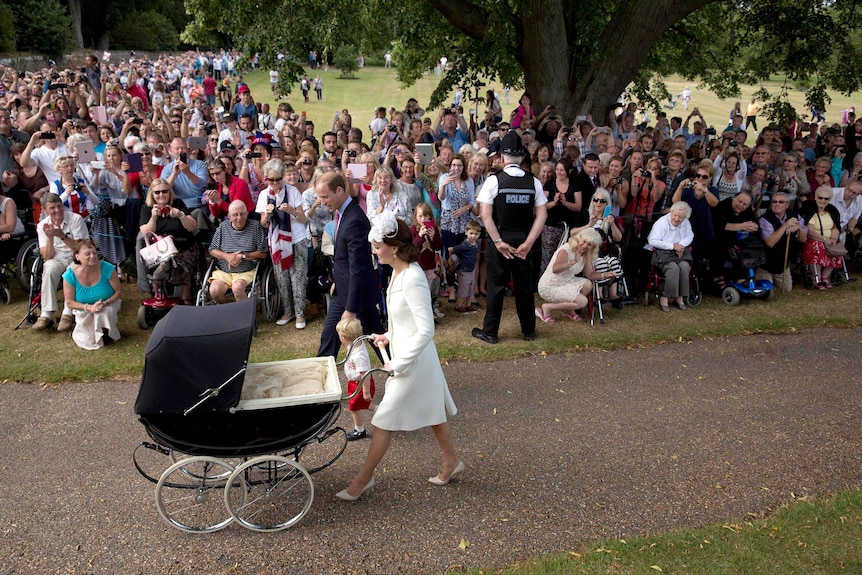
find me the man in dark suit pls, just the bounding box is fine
[315,172,384,358]
[573,152,601,209]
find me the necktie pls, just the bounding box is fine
[333,210,340,240]
[592,177,597,189]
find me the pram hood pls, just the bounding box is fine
[134,298,256,415]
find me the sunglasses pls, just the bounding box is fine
[265,177,282,183]
[772,199,788,204]
[816,196,830,200]
[592,198,608,204]
[209,171,223,176]
[695,174,710,180]
[152,189,169,194]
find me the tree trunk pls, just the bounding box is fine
[67,0,84,48]
[433,0,721,123]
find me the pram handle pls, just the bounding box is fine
[183,365,247,416]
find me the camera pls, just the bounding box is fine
[388,125,397,132]
[347,150,357,158]
[728,140,738,147]
[131,117,144,125]
[179,152,187,163]
[705,126,717,136]
[302,158,313,166]
[40,132,56,140]
[205,182,217,191]
[245,151,262,159]
[72,183,82,192]
[80,67,87,74]
[615,176,623,185]
[442,108,454,116]
[159,205,171,216]
[48,83,67,90]
[640,169,650,178]
[17,70,25,79]
[562,127,572,134]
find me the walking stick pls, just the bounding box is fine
[779,230,791,296]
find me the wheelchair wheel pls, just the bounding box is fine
[261,264,281,322]
[0,286,10,304]
[721,286,740,306]
[225,455,314,532]
[687,278,702,307]
[155,456,238,533]
[14,238,39,293]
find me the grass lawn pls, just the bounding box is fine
[237,66,859,136]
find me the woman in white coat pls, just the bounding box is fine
[336,213,462,500]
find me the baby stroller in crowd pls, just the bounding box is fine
[132,299,388,533]
[719,231,773,306]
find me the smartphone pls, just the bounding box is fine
[602,205,612,219]
[576,115,587,122]
[90,160,105,170]
[40,132,56,140]
[422,220,434,229]
[179,152,187,163]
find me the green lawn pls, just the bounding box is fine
[238,66,859,135]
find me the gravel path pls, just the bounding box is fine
[1,328,861,575]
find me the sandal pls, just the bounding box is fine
[534,307,555,323]
[713,277,726,290]
[560,310,581,321]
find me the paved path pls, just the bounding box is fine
[1,328,861,574]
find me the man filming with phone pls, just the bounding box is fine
[20,123,69,183]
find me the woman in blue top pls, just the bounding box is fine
[62,239,122,350]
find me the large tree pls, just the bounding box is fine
[182,0,862,123]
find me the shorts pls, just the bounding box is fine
[456,269,475,299]
[210,269,256,289]
[348,377,375,411]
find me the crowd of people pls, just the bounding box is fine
[1,50,860,354]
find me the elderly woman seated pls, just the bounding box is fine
[647,201,694,312]
[536,228,609,322]
[62,239,122,350]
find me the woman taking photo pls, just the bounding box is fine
[806,157,834,201]
[239,133,274,203]
[138,179,198,304]
[712,150,744,201]
[438,154,473,263]
[647,201,694,312]
[62,239,122,350]
[91,145,129,265]
[336,214,461,501]
[205,159,254,222]
[366,166,413,227]
[259,159,309,328]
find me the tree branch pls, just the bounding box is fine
[426,0,490,40]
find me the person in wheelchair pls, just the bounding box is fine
[647,201,694,312]
[570,187,626,307]
[711,190,758,289]
[138,179,198,304]
[33,193,90,331]
[0,186,26,264]
[207,200,267,303]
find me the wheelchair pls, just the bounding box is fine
[1,208,40,303]
[642,248,703,309]
[13,240,44,330]
[194,256,281,323]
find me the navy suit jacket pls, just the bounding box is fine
[332,199,378,313]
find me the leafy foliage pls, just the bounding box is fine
[0,2,15,53]
[4,0,73,58]
[112,10,178,51]
[332,44,358,78]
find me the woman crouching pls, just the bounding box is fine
[62,239,122,349]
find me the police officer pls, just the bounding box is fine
[472,131,548,344]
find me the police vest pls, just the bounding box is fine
[760,209,800,274]
[493,171,536,234]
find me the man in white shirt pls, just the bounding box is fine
[20,123,70,184]
[33,193,89,331]
[831,180,862,259]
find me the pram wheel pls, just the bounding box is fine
[155,456,238,533]
[721,286,741,306]
[225,455,314,532]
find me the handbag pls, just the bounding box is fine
[140,232,178,270]
[825,242,848,257]
[815,212,848,257]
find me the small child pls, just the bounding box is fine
[448,220,481,314]
[411,202,444,319]
[336,317,375,441]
